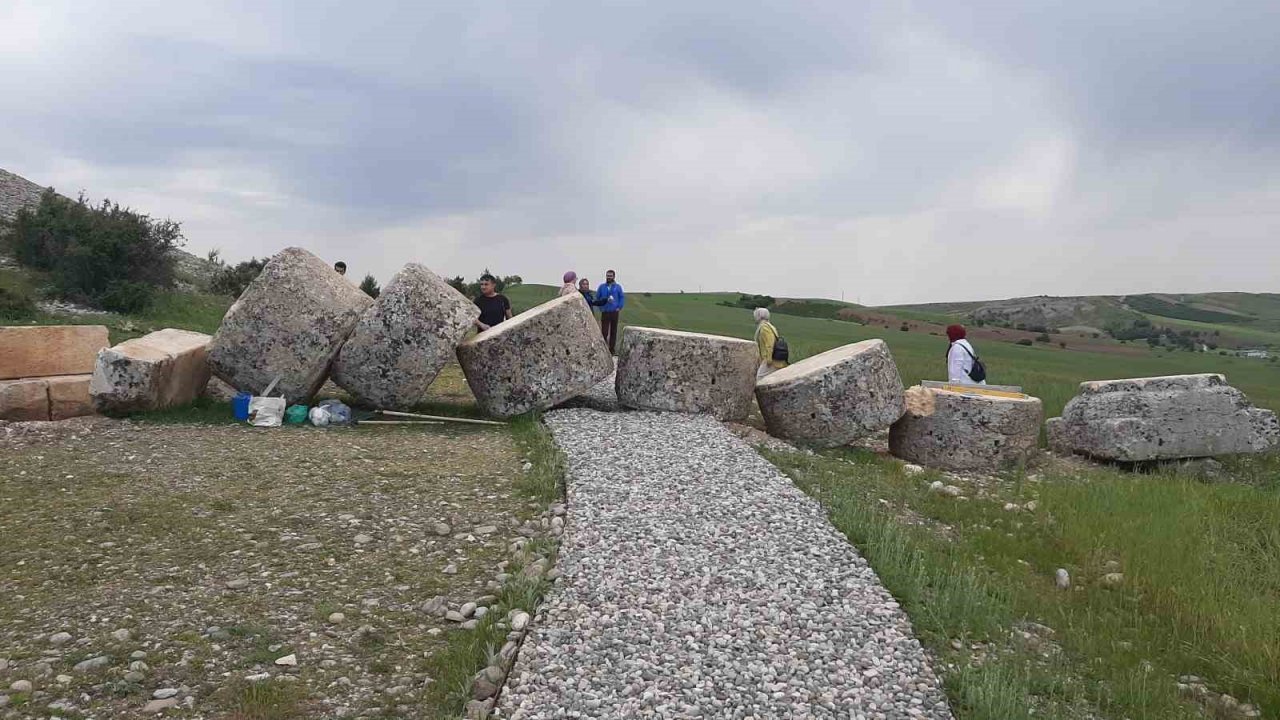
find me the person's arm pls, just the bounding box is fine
[474,298,489,331]
[503,296,513,320]
[616,284,625,310]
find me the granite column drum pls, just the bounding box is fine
[615,327,758,420]
[456,293,613,418]
[755,339,905,447]
[889,385,1043,471]
[1045,374,1279,461]
[207,247,373,404]
[90,328,212,413]
[331,264,479,408]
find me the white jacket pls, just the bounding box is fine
[947,339,982,384]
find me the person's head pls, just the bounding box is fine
[479,273,498,296]
[606,269,616,283]
[753,307,771,323]
[578,278,590,290]
[334,261,347,275]
[946,324,967,342]
[563,270,577,284]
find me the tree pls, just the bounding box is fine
[210,257,266,298]
[2,190,182,312]
[359,273,380,298]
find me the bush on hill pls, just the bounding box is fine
[210,256,266,298]
[718,293,775,310]
[1124,295,1251,324]
[359,273,380,298]
[1,190,181,312]
[0,285,36,320]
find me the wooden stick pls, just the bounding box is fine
[359,420,444,426]
[377,409,505,426]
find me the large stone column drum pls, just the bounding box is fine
[90,328,212,413]
[615,327,757,420]
[755,339,905,447]
[1045,374,1278,461]
[331,264,479,409]
[889,385,1043,471]
[456,293,613,418]
[207,247,372,404]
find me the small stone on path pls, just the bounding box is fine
[442,563,457,575]
[9,680,32,693]
[328,612,346,624]
[274,654,297,666]
[1055,568,1071,589]
[353,534,374,544]
[112,628,132,642]
[225,578,249,590]
[48,632,73,646]
[152,688,179,699]
[73,655,110,673]
[143,698,178,713]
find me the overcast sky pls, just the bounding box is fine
[2,1,1277,305]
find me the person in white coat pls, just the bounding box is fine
[946,324,985,384]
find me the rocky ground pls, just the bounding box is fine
[0,418,542,718]
[499,409,953,718]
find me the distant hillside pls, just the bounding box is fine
[881,291,1280,350]
[0,166,219,290]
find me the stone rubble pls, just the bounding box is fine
[500,409,952,718]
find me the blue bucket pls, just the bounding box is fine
[232,392,252,421]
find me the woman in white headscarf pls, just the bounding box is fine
[753,307,788,379]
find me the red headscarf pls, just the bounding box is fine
[946,324,966,342]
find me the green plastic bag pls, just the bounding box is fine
[284,404,309,425]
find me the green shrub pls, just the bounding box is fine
[0,285,37,320]
[210,257,266,298]
[359,273,380,298]
[2,190,181,311]
[1035,332,1051,343]
[1016,338,1033,346]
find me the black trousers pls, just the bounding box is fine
[600,311,620,353]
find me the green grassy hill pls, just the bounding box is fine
[507,284,1280,417]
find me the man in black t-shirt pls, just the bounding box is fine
[473,274,512,331]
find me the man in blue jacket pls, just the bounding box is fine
[595,269,625,353]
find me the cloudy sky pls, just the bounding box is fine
[2,1,1276,305]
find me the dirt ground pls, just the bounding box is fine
[0,416,539,718]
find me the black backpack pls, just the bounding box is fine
[957,343,986,383]
[772,335,790,363]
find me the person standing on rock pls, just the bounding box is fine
[946,324,986,384]
[753,307,788,379]
[596,269,625,353]
[578,277,597,312]
[473,274,512,332]
[559,271,579,297]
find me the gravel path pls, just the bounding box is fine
[500,409,953,719]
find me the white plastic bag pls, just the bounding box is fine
[247,396,286,427]
[308,406,332,427]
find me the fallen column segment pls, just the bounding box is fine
[457,293,613,418]
[756,339,905,447]
[615,327,757,420]
[207,247,372,404]
[332,263,479,409]
[1046,373,1278,461]
[90,328,212,413]
[890,384,1042,471]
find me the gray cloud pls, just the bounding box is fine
[1,0,1276,305]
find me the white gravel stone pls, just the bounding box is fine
[48,632,73,646]
[499,409,953,718]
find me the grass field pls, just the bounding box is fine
[506,284,1280,417]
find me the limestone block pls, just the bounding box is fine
[1046,373,1278,461]
[90,329,212,413]
[207,247,372,404]
[755,339,905,447]
[0,325,108,380]
[47,374,94,420]
[889,385,1043,471]
[615,327,757,420]
[331,264,479,408]
[457,293,613,418]
[0,378,49,421]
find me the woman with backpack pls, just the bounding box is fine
[946,324,987,384]
[754,308,789,379]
